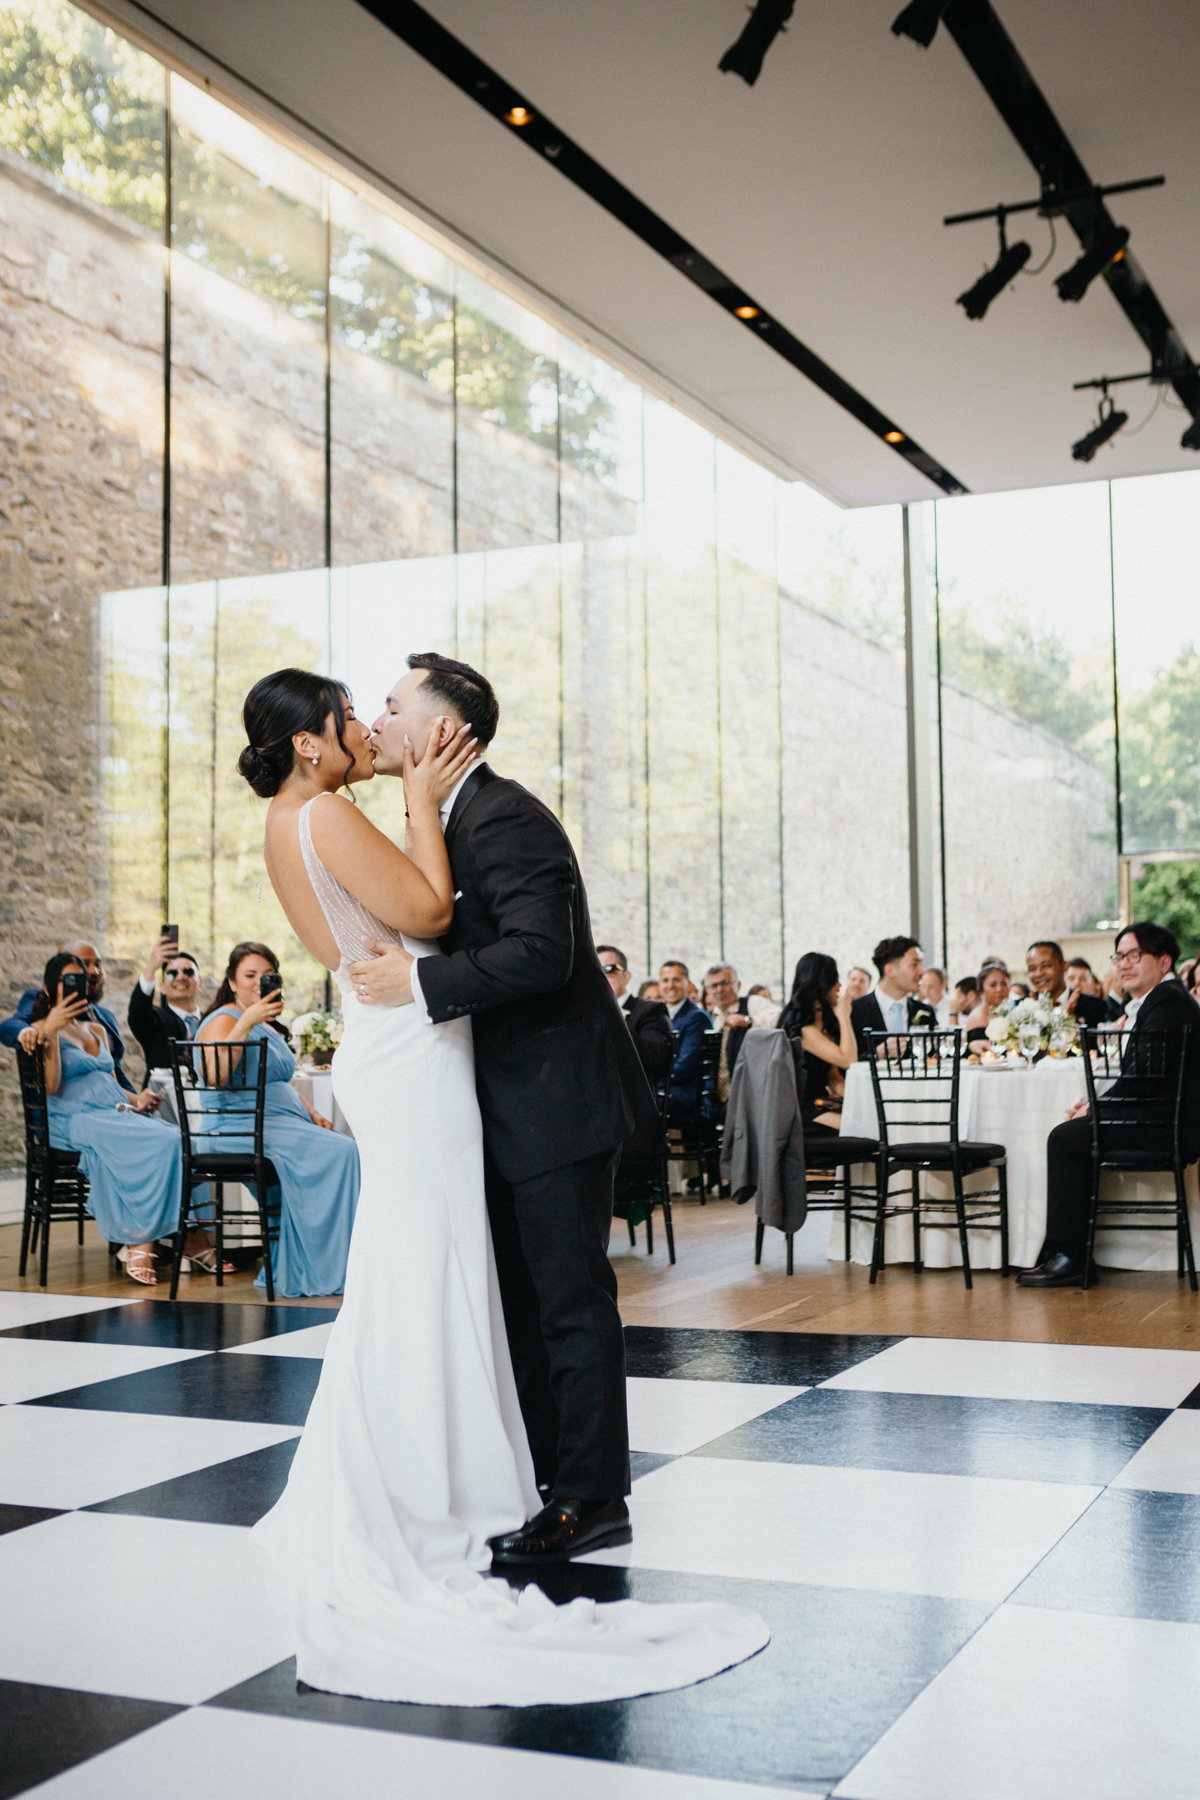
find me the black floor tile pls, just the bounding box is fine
[1012,1487,1200,1625]
[623,1325,902,1385]
[89,1436,299,1527]
[629,1451,676,1481]
[0,1679,180,1800]
[1176,1380,1200,1410]
[694,1388,1170,1486]
[28,1352,321,1426]
[208,1566,989,1791]
[0,1299,337,1352]
[0,1504,62,1538]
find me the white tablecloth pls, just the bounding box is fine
[835,1058,1200,1271]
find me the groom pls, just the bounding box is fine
[349,652,658,1563]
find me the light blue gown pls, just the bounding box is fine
[199,1008,359,1297]
[47,1037,182,1244]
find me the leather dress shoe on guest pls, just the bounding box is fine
[1016,1251,1088,1288]
[488,1497,631,1566]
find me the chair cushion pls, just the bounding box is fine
[807,1136,879,1164]
[1099,1150,1187,1170]
[887,1140,1006,1166]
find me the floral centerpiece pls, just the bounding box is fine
[290,1011,343,1067]
[983,994,1080,1062]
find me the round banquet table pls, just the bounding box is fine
[834,1057,1200,1272]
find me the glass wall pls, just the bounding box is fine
[4,0,1200,1156]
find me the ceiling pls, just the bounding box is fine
[101,0,1200,506]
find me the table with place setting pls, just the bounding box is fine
[835,1055,1200,1272]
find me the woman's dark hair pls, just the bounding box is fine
[238,668,355,799]
[30,953,86,1023]
[780,952,841,1040]
[201,942,288,1037]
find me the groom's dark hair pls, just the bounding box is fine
[407,652,499,747]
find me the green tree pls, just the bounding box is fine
[1121,645,1200,850]
[939,598,1108,752]
[1131,863,1200,959]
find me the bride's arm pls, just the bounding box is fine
[309,727,477,937]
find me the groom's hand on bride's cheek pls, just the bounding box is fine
[348,942,415,1007]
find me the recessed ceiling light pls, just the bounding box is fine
[885,430,905,443]
[735,305,759,319]
[504,106,532,126]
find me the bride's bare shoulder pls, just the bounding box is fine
[307,791,402,860]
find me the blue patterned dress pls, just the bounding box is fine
[47,1037,182,1243]
[199,1008,359,1296]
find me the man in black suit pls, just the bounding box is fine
[850,935,939,1058]
[597,945,672,1083]
[1018,921,1200,1288]
[351,654,657,1565]
[1026,939,1110,1029]
[128,935,203,1070]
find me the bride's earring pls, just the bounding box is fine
[311,755,319,765]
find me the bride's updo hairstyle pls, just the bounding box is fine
[239,668,355,798]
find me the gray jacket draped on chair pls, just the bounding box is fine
[719,1029,808,1236]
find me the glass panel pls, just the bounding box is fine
[168,78,326,583]
[465,546,563,813]
[777,485,908,980]
[716,443,782,997]
[933,484,1116,967]
[454,272,558,552]
[100,586,167,971]
[329,187,454,565]
[643,400,720,980]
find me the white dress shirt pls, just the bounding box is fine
[409,764,483,1025]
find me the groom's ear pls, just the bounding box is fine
[436,714,459,748]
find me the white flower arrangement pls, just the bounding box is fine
[290,1011,343,1063]
[983,994,1079,1061]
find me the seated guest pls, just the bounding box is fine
[1018,922,1200,1287]
[1182,958,1200,1005]
[705,963,751,1108]
[637,979,661,1000]
[657,959,711,1116]
[965,961,1010,1043]
[919,966,951,1028]
[197,942,359,1297]
[1026,939,1108,1027]
[780,952,856,1132]
[1009,980,1030,1000]
[17,953,222,1285]
[748,983,772,1002]
[129,933,204,1071]
[1066,957,1102,998]
[948,974,980,1027]
[598,944,672,1082]
[851,936,938,1058]
[2,939,135,1092]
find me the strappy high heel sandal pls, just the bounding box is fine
[186,1245,235,1275]
[117,1245,158,1285]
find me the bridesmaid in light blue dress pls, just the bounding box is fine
[197,942,359,1297]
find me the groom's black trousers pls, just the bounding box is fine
[484,1143,630,1504]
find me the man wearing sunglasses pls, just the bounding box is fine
[1018,920,1200,1288]
[128,933,204,1073]
[597,945,672,1082]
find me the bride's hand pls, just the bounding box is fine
[402,719,478,812]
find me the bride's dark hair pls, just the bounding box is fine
[238,668,355,799]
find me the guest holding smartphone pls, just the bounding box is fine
[197,942,359,1296]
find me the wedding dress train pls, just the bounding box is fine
[252,793,768,1705]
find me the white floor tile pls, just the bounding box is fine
[0,1292,137,1329]
[1109,1409,1200,1496]
[23,1704,809,1799]
[0,1511,292,1704]
[583,1455,1098,1602]
[0,1403,301,1508]
[823,1335,1200,1408]
[834,1604,1200,1800]
[0,1337,205,1404]
[223,1323,334,1359]
[627,1377,806,1455]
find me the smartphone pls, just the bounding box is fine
[61,970,89,1005]
[162,923,179,947]
[259,971,283,999]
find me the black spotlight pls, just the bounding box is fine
[1055,224,1130,303]
[719,0,795,85]
[1072,394,1128,463]
[956,237,1032,320]
[891,0,950,47]
[1182,419,1200,452]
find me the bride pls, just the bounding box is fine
[239,666,768,1707]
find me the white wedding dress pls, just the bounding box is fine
[252,792,769,1705]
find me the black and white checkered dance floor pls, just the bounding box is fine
[3,1291,1200,1799]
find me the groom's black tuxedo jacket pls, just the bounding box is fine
[416,765,658,1185]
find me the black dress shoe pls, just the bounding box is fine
[488,1497,631,1566]
[1016,1251,1088,1288]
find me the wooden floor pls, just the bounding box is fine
[6,1196,1200,1348]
